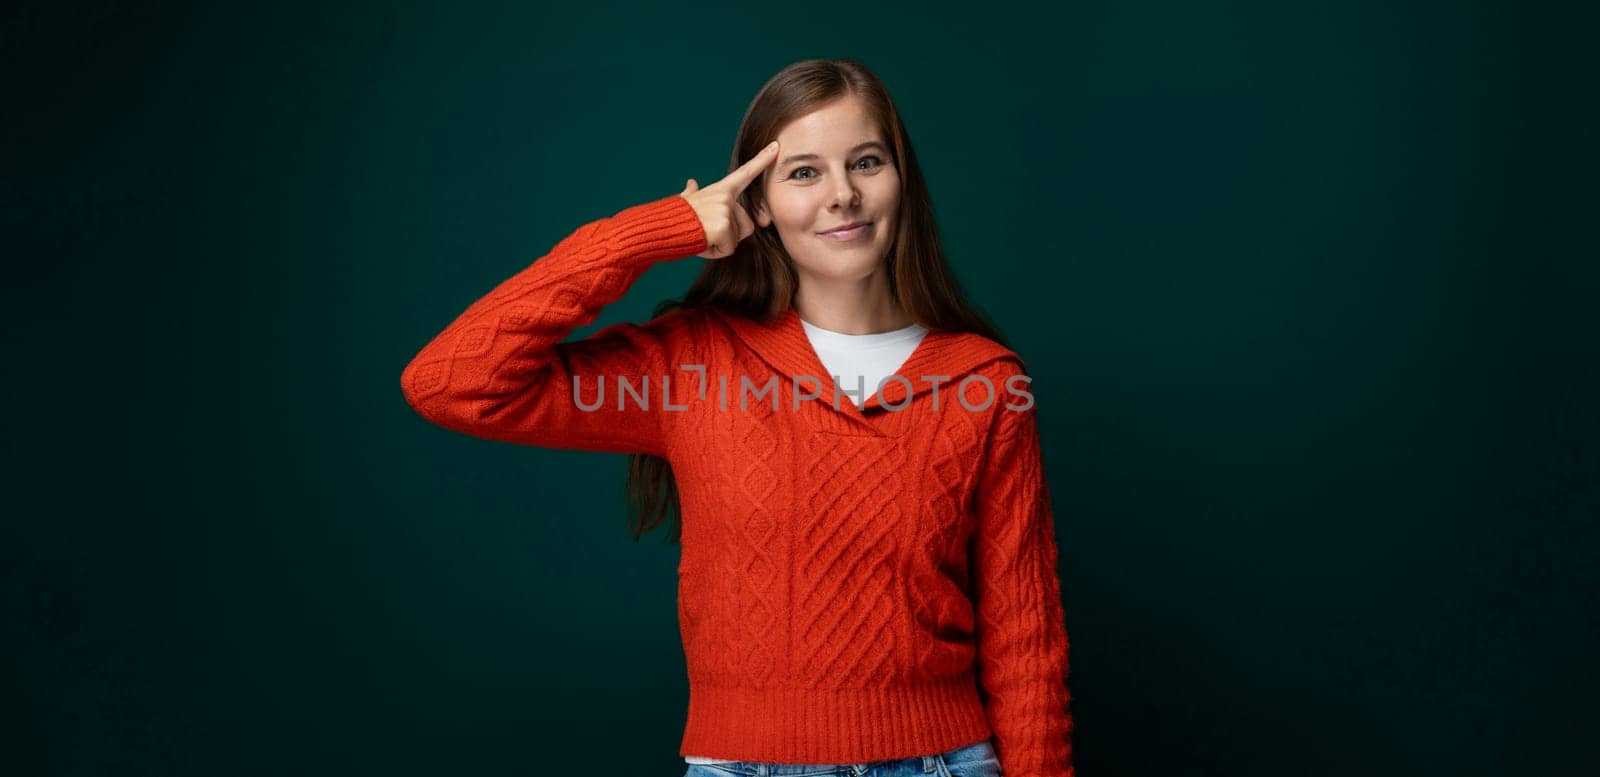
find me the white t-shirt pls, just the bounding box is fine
[797,315,929,408]
[682,313,928,766]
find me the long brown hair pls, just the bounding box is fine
[625,57,1011,543]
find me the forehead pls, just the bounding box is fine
[775,96,883,151]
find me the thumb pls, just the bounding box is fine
[682,178,699,195]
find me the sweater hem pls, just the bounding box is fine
[678,674,994,764]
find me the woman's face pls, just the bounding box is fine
[754,94,900,285]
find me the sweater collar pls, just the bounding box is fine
[706,305,1020,415]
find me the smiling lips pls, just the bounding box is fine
[819,221,872,240]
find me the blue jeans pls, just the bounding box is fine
[684,739,1003,777]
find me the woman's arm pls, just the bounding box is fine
[970,373,1076,777]
[399,193,708,456]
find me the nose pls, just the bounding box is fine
[830,182,860,209]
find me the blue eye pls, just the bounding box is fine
[789,155,887,181]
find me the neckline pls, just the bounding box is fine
[798,316,929,351]
[786,307,935,417]
[707,306,1021,425]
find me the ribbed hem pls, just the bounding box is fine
[604,193,710,267]
[678,675,993,764]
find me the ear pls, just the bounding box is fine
[754,198,772,228]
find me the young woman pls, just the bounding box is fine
[401,58,1073,777]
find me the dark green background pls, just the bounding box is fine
[5,0,1594,774]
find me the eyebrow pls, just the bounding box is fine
[778,141,890,168]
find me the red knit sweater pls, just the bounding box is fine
[400,193,1074,776]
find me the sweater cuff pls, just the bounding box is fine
[604,193,711,267]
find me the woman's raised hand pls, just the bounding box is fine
[679,140,780,260]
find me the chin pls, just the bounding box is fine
[795,254,889,281]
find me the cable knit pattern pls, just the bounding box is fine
[400,193,1074,777]
[399,194,709,455]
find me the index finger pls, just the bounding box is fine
[718,140,781,193]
